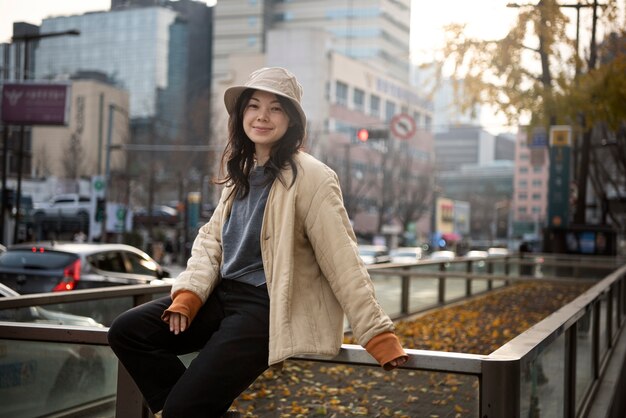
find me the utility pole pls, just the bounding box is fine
[6,29,80,244]
[573,0,601,225]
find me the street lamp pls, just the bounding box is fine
[2,28,80,244]
[102,103,129,242]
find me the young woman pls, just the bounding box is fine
[108,67,408,418]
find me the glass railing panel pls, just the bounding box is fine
[520,332,565,418]
[370,275,402,318]
[508,257,521,276]
[407,264,441,311]
[612,284,620,340]
[489,259,507,275]
[445,278,466,301]
[575,310,594,413]
[471,279,488,294]
[409,278,440,311]
[444,262,467,302]
[44,292,170,327]
[0,339,117,418]
[599,294,608,362]
[232,362,480,418]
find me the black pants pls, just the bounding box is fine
[107,280,270,418]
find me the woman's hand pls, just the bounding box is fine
[165,312,188,335]
[384,355,408,370]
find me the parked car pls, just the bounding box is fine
[465,250,489,259]
[428,250,456,260]
[0,283,117,417]
[487,247,510,257]
[133,205,179,226]
[358,245,391,265]
[33,194,92,221]
[0,242,170,295]
[390,247,423,264]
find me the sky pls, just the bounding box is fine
[1,0,519,62]
[0,1,530,134]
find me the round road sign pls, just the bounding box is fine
[390,113,416,140]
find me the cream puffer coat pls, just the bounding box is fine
[171,152,394,365]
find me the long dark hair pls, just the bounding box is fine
[216,88,306,198]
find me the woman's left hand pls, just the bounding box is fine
[384,355,408,370]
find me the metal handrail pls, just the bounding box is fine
[1,253,624,417]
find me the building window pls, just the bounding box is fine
[413,111,421,127]
[385,100,396,122]
[248,16,257,27]
[336,81,348,106]
[519,153,529,160]
[518,206,528,213]
[520,167,529,174]
[533,166,542,173]
[518,180,528,188]
[518,193,528,200]
[532,206,541,213]
[424,115,432,131]
[353,88,364,112]
[370,94,380,118]
[273,12,293,22]
[532,193,541,200]
[247,36,257,47]
[532,179,542,186]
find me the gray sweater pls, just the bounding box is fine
[220,166,272,286]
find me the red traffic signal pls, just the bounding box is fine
[357,128,369,142]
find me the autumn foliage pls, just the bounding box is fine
[230,281,589,417]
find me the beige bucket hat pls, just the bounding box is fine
[223,67,306,129]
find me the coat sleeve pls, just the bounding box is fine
[303,171,395,347]
[170,187,229,303]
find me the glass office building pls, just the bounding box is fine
[35,7,184,123]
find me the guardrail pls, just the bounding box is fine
[0,253,624,417]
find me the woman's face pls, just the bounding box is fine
[243,90,290,160]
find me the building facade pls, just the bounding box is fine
[434,125,498,172]
[511,129,549,239]
[211,27,434,242]
[31,2,214,207]
[438,162,515,241]
[31,78,129,194]
[212,0,412,86]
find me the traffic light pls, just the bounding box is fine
[356,128,389,142]
[357,128,369,142]
[95,198,106,222]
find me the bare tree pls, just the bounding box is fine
[62,133,84,179]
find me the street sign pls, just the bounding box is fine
[550,125,572,147]
[390,113,416,140]
[1,82,71,125]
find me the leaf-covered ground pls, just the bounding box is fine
[229,281,590,417]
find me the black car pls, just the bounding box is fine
[0,242,170,294]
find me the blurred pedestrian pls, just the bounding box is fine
[108,67,407,418]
